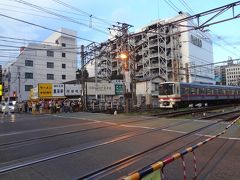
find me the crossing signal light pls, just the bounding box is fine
[13,91,16,97]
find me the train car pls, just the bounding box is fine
[159,82,240,108]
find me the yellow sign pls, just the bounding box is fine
[38,83,52,97]
[0,84,2,96]
[142,170,161,180]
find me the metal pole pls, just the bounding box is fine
[18,71,20,102]
[94,47,98,100]
[80,45,85,111]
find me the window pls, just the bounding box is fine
[62,75,66,80]
[62,64,66,69]
[47,50,54,57]
[25,60,33,66]
[25,72,33,79]
[62,52,66,58]
[47,62,54,68]
[62,43,66,47]
[47,74,54,80]
[25,85,33,91]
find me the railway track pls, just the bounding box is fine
[151,104,238,118]
[0,115,216,174]
[1,113,236,178]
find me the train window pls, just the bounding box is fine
[207,88,212,95]
[196,88,200,94]
[159,83,175,95]
[223,90,226,95]
[176,85,179,94]
[184,87,190,94]
[219,89,223,94]
[190,87,196,94]
[199,88,205,95]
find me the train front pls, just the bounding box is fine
[159,82,180,108]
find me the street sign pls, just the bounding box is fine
[115,84,124,95]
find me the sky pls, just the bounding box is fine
[0,0,240,68]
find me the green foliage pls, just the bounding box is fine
[76,69,89,80]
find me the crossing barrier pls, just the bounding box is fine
[123,117,239,180]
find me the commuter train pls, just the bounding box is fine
[159,82,240,108]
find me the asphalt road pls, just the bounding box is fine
[0,112,239,180]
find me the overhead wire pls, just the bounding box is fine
[0,7,110,29]
[0,2,112,26]
[0,13,99,44]
[9,0,109,35]
[177,0,240,58]
[50,0,117,26]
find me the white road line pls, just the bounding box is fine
[0,121,98,137]
[162,129,186,134]
[120,125,155,129]
[194,120,218,123]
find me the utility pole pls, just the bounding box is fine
[120,23,132,113]
[80,45,86,111]
[18,71,20,102]
[94,44,98,100]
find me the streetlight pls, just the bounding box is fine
[118,52,131,113]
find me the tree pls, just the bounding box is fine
[76,68,89,80]
[110,73,123,80]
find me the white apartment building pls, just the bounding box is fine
[3,28,77,101]
[96,13,215,85]
[226,65,240,86]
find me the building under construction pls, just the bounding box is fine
[95,13,215,85]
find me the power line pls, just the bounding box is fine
[0,2,113,26]
[0,7,110,29]
[176,0,240,58]
[0,13,99,44]
[0,35,79,47]
[9,0,109,35]
[50,0,117,26]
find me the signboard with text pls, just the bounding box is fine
[52,84,64,97]
[115,84,124,95]
[65,84,81,96]
[38,83,52,97]
[0,84,2,96]
[87,82,115,95]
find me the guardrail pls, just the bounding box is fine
[123,117,240,180]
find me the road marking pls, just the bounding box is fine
[162,129,240,140]
[162,129,186,134]
[0,121,99,137]
[47,114,96,121]
[194,120,218,123]
[120,125,155,129]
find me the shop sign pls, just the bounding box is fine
[38,83,52,97]
[52,84,64,97]
[65,84,81,96]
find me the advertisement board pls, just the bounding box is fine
[87,82,115,95]
[52,84,64,97]
[29,87,38,99]
[65,84,81,96]
[38,83,52,97]
[0,84,2,96]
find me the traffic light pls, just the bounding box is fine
[13,91,16,97]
